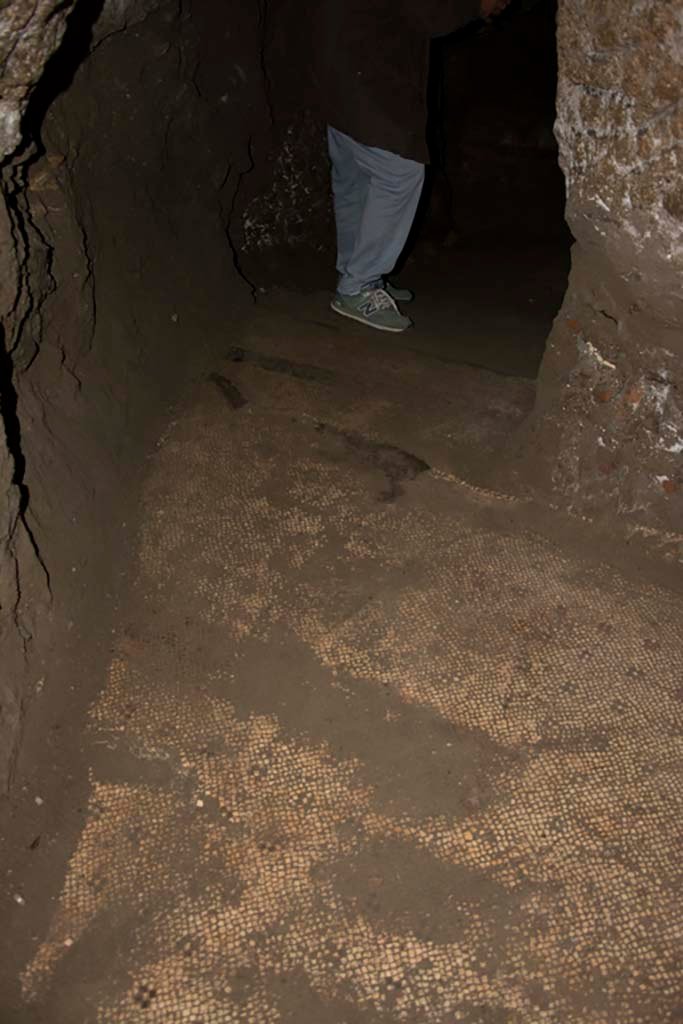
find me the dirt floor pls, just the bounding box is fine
[2,254,683,1023]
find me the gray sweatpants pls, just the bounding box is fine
[327,126,425,297]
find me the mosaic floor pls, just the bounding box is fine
[17,301,683,1022]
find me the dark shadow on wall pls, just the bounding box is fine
[0,325,29,501]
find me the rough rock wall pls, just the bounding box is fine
[237,0,334,280]
[0,0,75,155]
[0,0,77,791]
[0,0,268,788]
[517,0,683,532]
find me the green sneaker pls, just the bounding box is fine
[331,288,412,333]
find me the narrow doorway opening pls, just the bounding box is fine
[403,0,570,378]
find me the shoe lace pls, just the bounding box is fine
[358,288,397,316]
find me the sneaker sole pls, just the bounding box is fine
[330,301,411,333]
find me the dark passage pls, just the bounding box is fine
[245,0,570,380]
[412,0,570,376]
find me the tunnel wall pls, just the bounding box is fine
[236,0,334,280]
[0,0,269,788]
[517,0,683,531]
[1,0,77,790]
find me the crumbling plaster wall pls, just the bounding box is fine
[517,0,683,532]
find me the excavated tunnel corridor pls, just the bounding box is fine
[1,1,682,1021]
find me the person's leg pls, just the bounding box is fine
[327,126,369,281]
[336,137,425,297]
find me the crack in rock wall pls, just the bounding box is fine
[0,0,271,789]
[515,0,683,531]
[0,0,78,791]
